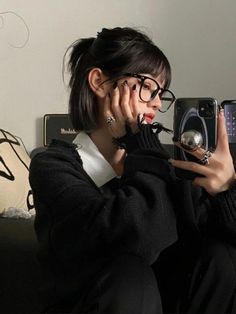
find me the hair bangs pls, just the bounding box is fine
[125,44,171,89]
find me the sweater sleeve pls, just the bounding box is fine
[206,183,236,245]
[114,122,176,182]
[29,129,177,265]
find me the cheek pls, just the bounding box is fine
[137,103,148,114]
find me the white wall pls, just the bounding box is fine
[1,0,236,151]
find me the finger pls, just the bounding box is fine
[120,81,133,120]
[111,85,123,121]
[174,141,209,161]
[169,158,213,177]
[130,84,140,118]
[216,109,230,152]
[191,147,213,161]
[192,176,209,190]
[103,93,113,119]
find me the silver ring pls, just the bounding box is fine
[106,116,115,125]
[199,150,212,165]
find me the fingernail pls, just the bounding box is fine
[220,109,225,116]
[132,84,136,91]
[138,113,144,121]
[113,81,118,89]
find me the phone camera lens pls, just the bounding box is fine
[199,102,213,118]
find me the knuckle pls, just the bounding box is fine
[189,162,199,171]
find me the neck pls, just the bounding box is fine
[89,127,126,176]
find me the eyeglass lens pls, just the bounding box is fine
[159,90,174,113]
[140,78,174,112]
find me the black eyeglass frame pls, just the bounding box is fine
[124,73,176,113]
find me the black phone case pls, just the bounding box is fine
[173,97,218,179]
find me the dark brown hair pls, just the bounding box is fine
[65,27,171,131]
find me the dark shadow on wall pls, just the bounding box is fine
[35,117,44,149]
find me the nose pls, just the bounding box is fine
[147,94,162,111]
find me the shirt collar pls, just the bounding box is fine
[73,132,117,187]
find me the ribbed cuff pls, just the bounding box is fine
[123,151,177,184]
[113,122,171,159]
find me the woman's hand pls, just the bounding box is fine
[170,110,236,195]
[103,81,141,138]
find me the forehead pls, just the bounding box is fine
[142,73,165,88]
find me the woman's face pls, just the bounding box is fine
[107,73,166,124]
[92,70,173,139]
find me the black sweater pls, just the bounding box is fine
[29,125,236,304]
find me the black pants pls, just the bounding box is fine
[155,238,236,314]
[72,254,162,314]
[50,239,236,313]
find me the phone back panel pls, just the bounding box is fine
[173,97,218,178]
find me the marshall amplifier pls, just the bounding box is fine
[43,114,78,146]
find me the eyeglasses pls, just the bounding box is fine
[125,73,176,113]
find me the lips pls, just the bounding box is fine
[144,113,155,124]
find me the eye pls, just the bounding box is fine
[137,79,143,86]
[142,82,151,90]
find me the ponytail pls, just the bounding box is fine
[67,38,95,87]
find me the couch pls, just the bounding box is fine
[0,217,43,313]
[0,143,48,314]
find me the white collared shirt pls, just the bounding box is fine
[73,132,117,187]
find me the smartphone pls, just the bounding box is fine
[173,97,218,179]
[221,100,236,143]
[221,100,236,166]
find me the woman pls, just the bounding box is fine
[29,27,236,313]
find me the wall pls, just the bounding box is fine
[1,0,236,151]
